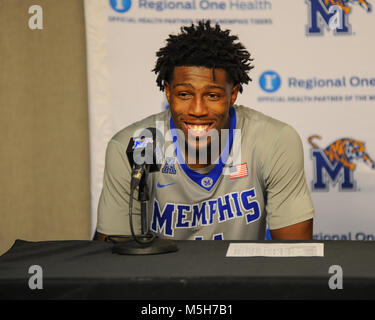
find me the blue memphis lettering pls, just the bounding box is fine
[151,188,260,237]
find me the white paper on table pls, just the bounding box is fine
[226,243,324,257]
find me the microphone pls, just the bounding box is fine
[111,126,178,255]
[126,127,164,190]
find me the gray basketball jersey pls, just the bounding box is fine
[97,105,314,240]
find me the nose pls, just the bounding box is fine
[188,96,209,117]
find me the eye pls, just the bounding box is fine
[207,93,220,100]
[177,92,192,99]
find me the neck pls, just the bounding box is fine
[185,146,212,170]
[184,134,228,170]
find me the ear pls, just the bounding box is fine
[230,84,240,106]
[164,82,171,104]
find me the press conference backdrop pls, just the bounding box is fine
[85,0,375,240]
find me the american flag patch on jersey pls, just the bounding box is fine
[229,163,248,179]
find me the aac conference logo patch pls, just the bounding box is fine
[308,135,375,191]
[306,0,372,35]
[110,0,132,12]
[259,71,281,93]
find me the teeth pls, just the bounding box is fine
[187,124,209,132]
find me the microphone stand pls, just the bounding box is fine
[139,173,149,235]
[112,166,178,255]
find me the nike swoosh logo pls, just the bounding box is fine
[157,182,177,188]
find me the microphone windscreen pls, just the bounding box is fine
[126,127,164,172]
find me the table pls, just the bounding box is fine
[1,239,375,300]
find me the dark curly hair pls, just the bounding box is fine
[153,20,254,93]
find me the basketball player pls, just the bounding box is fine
[95,21,314,241]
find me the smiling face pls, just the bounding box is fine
[165,66,239,167]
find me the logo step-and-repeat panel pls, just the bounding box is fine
[85,0,375,239]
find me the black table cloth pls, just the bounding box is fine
[1,239,374,300]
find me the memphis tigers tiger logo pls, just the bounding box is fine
[308,135,375,191]
[306,0,372,35]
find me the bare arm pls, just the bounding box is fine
[270,219,313,240]
[94,231,132,242]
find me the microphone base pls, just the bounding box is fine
[112,237,178,255]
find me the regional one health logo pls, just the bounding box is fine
[306,0,372,35]
[110,0,132,12]
[308,135,375,191]
[259,71,281,93]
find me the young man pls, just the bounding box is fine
[96,21,314,241]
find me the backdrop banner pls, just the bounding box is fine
[85,0,375,240]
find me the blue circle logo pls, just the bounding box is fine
[109,0,131,13]
[259,71,281,93]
